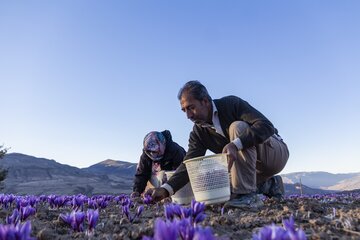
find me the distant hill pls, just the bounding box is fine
[82,159,137,180]
[284,183,336,196]
[1,152,359,196]
[281,171,360,191]
[0,153,134,195]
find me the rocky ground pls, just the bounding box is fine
[0,192,359,240]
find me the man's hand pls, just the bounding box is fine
[222,142,239,172]
[144,187,169,202]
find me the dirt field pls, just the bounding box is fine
[0,192,359,239]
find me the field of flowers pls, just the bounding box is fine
[0,191,359,240]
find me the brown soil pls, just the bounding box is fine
[1,194,359,240]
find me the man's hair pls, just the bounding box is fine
[177,80,212,102]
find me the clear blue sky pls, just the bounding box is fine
[1,1,359,174]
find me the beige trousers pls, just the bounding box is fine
[229,121,289,194]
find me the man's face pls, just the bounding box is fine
[180,92,212,125]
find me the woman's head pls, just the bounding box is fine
[143,131,166,161]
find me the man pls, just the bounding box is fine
[131,130,186,197]
[147,81,289,208]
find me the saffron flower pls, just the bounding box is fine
[86,209,99,234]
[193,226,216,240]
[143,194,152,205]
[143,217,216,240]
[87,199,98,209]
[60,210,86,232]
[164,200,206,225]
[153,218,179,240]
[6,209,20,225]
[2,194,16,209]
[72,211,85,232]
[20,205,36,221]
[0,221,34,240]
[122,204,144,223]
[177,218,195,240]
[253,216,307,240]
[54,195,68,208]
[72,195,86,211]
[96,197,108,209]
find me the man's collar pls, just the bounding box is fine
[212,101,218,115]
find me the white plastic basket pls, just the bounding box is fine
[184,154,230,205]
[165,170,194,205]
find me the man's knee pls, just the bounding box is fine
[229,121,249,139]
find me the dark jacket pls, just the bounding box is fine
[132,130,186,194]
[167,96,276,193]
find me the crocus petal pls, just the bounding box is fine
[153,219,178,240]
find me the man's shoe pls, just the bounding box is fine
[224,193,264,209]
[257,175,285,200]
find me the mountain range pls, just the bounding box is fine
[282,171,360,191]
[0,153,136,195]
[0,153,359,196]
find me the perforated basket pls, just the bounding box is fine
[184,154,230,205]
[165,170,194,205]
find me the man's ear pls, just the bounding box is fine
[203,98,211,107]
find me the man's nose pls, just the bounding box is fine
[186,111,193,119]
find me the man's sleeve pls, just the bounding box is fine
[164,129,206,194]
[171,143,186,169]
[232,96,275,148]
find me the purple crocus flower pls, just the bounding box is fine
[86,209,99,232]
[177,218,195,240]
[153,219,178,240]
[253,224,286,240]
[28,196,37,208]
[60,210,86,232]
[181,208,192,219]
[39,195,47,202]
[143,194,152,205]
[164,205,174,220]
[121,197,133,207]
[16,198,29,210]
[191,200,205,217]
[0,221,34,240]
[122,204,130,220]
[221,206,225,216]
[20,205,36,221]
[19,221,33,240]
[137,205,144,217]
[72,211,85,232]
[3,194,16,209]
[96,198,108,209]
[283,216,307,239]
[114,194,127,204]
[193,213,206,225]
[253,217,307,240]
[193,226,215,240]
[59,212,73,226]
[164,204,183,220]
[283,217,295,232]
[6,209,20,225]
[142,237,153,240]
[54,196,68,208]
[87,199,98,209]
[72,195,86,211]
[172,204,183,218]
[122,205,143,223]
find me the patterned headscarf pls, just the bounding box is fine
[143,131,166,161]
